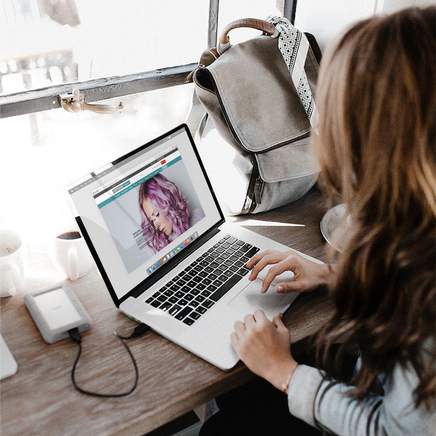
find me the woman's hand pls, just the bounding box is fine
[246,249,333,293]
[231,310,297,393]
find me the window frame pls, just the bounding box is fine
[0,0,297,119]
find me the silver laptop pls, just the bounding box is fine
[68,124,315,370]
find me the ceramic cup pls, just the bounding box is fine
[52,230,94,281]
[0,230,25,297]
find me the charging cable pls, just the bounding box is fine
[68,323,150,398]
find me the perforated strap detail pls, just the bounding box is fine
[267,16,318,126]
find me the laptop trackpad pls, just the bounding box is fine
[228,280,297,318]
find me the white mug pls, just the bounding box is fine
[0,230,25,297]
[52,230,94,281]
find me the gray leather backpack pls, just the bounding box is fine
[190,18,321,215]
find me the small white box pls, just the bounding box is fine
[24,285,91,344]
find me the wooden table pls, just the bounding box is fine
[0,188,333,436]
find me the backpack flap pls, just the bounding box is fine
[205,35,311,153]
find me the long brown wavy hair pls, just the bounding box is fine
[314,6,436,408]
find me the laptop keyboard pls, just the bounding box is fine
[145,234,260,326]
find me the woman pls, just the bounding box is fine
[203,6,436,435]
[138,173,203,252]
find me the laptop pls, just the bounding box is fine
[68,124,318,369]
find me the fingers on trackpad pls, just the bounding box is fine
[257,266,295,284]
[228,280,297,317]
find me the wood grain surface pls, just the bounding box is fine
[0,188,333,436]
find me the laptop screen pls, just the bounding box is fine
[68,125,222,301]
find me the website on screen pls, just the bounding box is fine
[95,147,205,274]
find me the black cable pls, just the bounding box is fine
[68,323,150,398]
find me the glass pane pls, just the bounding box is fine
[295,1,375,51]
[0,0,208,95]
[0,85,193,246]
[218,0,282,46]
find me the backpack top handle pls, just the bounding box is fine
[217,18,278,54]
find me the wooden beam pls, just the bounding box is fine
[284,0,298,23]
[208,0,220,48]
[0,63,196,119]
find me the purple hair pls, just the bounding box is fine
[138,173,190,252]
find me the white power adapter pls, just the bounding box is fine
[24,284,145,398]
[24,284,91,344]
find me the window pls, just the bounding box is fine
[0,0,296,245]
[0,0,212,95]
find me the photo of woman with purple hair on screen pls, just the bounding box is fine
[138,173,204,253]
